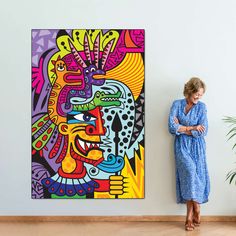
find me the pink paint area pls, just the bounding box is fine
[32,57,44,94]
[64,73,85,85]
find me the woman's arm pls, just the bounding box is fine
[174,117,205,135]
[175,117,206,135]
[174,117,194,135]
[168,101,192,135]
[190,103,208,138]
[168,100,206,136]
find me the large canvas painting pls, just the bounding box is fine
[32,29,145,199]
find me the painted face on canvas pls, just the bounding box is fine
[58,107,106,163]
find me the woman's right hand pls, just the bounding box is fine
[194,125,205,133]
[174,117,179,124]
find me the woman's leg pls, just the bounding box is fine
[192,201,201,226]
[185,200,195,231]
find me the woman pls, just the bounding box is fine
[168,77,210,231]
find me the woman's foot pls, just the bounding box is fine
[185,220,195,231]
[192,201,201,226]
[185,201,195,231]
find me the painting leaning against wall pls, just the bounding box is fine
[31,29,145,199]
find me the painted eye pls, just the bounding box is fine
[85,69,89,74]
[74,113,96,122]
[90,67,96,72]
[57,66,65,71]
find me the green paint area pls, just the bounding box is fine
[73,91,122,111]
[51,194,86,199]
[32,122,56,151]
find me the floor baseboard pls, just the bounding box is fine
[0,216,236,222]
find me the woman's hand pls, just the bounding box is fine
[174,117,179,124]
[194,125,205,133]
[174,117,193,136]
[185,130,192,136]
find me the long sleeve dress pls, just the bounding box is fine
[168,99,210,204]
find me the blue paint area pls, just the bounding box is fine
[41,175,99,197]
[97,154,124,173]
[93,80,135,159]
[67,119,95,125]
[67,110,96,125]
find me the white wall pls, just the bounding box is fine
[0,0,236,215]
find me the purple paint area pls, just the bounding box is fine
[32,29,60,66]
[32,162,50,199]
[32,30,60,119]
[57,64,105,110]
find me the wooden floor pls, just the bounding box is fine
[0,221,235,236]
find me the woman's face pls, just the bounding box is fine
[189,88,204,104]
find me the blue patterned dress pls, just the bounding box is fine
[168,99,210,204]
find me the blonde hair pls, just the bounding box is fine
[183,77,206,97]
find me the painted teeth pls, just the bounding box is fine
[101,98,119,101]
[78,139,85,150]
[78,138,100,150]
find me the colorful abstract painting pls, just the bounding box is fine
[32,29,145,199]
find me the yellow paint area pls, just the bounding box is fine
[48,29,119,83]
[94,192,115,199]
[93,53,144,100]
[58,122,103,160]
[119,144,144,198]
[62,155,76,173]
[87,150,103,161]
[94,144,144,199]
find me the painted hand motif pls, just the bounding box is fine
[109,175,126,195]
